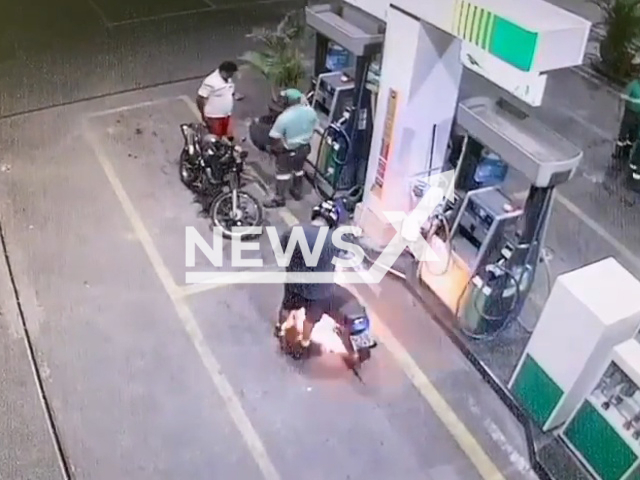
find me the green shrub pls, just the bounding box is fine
[238,11,307,98]
[593,0,640,80]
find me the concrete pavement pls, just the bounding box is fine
[0,80,540,479]
[2,0,640,478]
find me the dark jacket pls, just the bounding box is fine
[280,224,338,299]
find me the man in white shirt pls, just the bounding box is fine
[196,61,238,139]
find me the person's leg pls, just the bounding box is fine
[274,284,303,337]
[617,108,636,160]
[222,116,234,142]
[291,300,323,358]
[205,117,224,136]
[629,111,640,151]
[264,151,291,208]
[289,144,310,201]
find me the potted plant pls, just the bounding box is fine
[239,11,309,150]
[239,11,307,102]
[592,0,640,82]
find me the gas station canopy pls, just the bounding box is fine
[457,97,583,187]
[378,0,591,72]
[306,4,384,57]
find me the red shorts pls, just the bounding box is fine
[205,116,232,137]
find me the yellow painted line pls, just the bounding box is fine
[346,285,506,480]
[180,94,207,119]
[83,124,281,480]
[177,281,235,298]
[278,209,299,227]
[87,96,183,118]
[178,269,283,298]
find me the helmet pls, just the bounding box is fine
[311,200,340,228]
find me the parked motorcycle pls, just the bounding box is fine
[179,123,264,239]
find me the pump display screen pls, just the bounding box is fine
[466,198,494,232]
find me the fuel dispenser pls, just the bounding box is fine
[448,187,524,336]
[305,3,384,202]
[507,257,640,480]
[419,96,583,337]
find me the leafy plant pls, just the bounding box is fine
[238,11,308,98]
[592,0,640,80]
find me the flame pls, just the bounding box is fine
[287,309,349,354]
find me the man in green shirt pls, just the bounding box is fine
[615,78,640,160]
[265,88,318,208]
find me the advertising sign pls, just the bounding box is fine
[373,88,399,197]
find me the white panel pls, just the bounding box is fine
[343,0,388,21]
[534,26,591,72]
[391,0,457,33]
[363,7,421,198]
[613,340,640,389]
[475,0,588,31]
[460,43,547,106]
[562,258,640,325]
[363,8,463,212]
[527,280,600,389]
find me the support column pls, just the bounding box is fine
[356,6,463,246]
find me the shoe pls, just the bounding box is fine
[273,323,284,338]
[291,341,311,360]
[290,174,304,201]
[344,352,361,370]
[264,178,287,209]
[264,196,286,208]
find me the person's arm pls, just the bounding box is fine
[269,114,287,153]
[622,81,640,104]
[196,81,211,122]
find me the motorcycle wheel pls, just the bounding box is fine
[179,151,200,190]
[210,190,264,239]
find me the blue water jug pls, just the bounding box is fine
[326,44,350,71]
[474,151,508,187]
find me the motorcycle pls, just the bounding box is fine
[178,123,265,239]
[279,285,377,368]
[339,289,377,364]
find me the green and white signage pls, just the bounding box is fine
[390,0,591,73]
[453,0,538,71]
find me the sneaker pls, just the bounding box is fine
[291,342,311,360]
[273,323,284,338]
